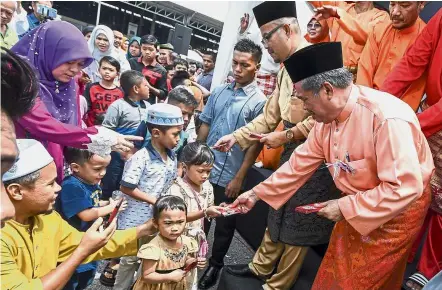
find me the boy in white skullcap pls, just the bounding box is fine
[114,103,184,289]
[1,139,156,290]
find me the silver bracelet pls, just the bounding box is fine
[203,208,211,221]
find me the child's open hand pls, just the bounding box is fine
[169,269,186,282]
[197,257,206,269]
[118,199,128,212]
[205,206,224,218]
[109,198,127,212]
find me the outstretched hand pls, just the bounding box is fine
[260,131,286,149]
[112,135,143,154]
[78,217,117,256]
[212,134,237,152]
[314,5,339,20]
[317,199,343,222]
[240,13,250,34]
[230,190,260,214]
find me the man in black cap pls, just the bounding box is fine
[214,2,338,289]
[231,42,433,290]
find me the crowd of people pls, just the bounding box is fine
[0,1,441,290]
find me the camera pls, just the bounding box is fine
[36,4,57,21]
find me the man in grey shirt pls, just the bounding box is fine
[197,51,216,91]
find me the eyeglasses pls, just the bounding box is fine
[307,23,322,30]
[261,24,284,46]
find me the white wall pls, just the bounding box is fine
[211,1,314,90]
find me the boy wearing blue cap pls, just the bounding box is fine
[113,103,183,289]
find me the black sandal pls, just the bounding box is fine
[99,263,118,287]
[402,272,429,290]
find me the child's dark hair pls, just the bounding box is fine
[168,86,198,108]
[1,48,39,119]
[146,123,171,134]
[153,195,187,220]
[171,70,191,88]
[173,58,189,70]
[64,147,94,165]
[99,56,121,73]
[180,141,214,166]
[120,70,145,95]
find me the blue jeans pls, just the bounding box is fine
[63,269,96,290]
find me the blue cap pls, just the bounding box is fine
[147,103,184,126]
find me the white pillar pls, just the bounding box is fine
[96,1,102,26]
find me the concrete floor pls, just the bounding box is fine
[87,220,255,290]
[87,218,424,290]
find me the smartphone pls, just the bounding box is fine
[37,4,58,19]
[295,203,325,214]
[104,198,124,228]
[249,132,264,140]
[184,261,198,273]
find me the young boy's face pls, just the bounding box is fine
[141,44,157,62]
[135,78,150,99]
[155,125,182,150]
[99,61,119,82]
[71,154,111,185]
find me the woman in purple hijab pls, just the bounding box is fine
[11,21,141,181]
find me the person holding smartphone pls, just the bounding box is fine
[57,147,128,290]
[1,139,156,290]
[15,1,58,39]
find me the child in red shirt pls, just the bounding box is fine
[83,56,124,126]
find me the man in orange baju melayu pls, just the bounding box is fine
[357,1,426,111]
[230,42,435,290]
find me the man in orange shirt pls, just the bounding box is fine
[310,1,389,79]
[356,1,426,111]
[230,42,434,290]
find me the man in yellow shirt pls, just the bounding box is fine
[1,139,156,290]
[1,47,40,227]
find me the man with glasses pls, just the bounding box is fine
[215,2,339,289]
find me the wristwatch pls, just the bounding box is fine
[285,129,295,141]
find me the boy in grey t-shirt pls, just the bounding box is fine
[101,70,150,201]
[99,70,150,287]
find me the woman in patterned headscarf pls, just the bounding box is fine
[83,25,130,83]
[10,21,141,181]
